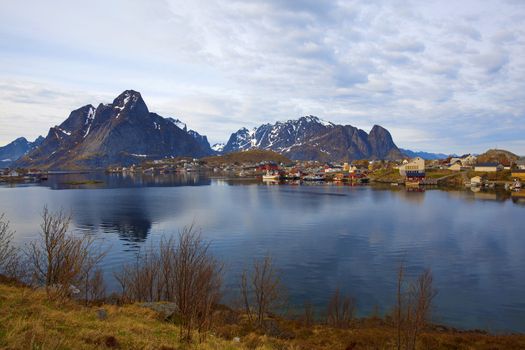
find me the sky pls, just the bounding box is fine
[0,0,524,154]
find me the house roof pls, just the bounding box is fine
[475,162,500,167]
[406,171,425,177]
[512,169,525,173]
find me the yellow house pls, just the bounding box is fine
[511,170,525,180]
[448,162,462,171]
[474,163,503,172]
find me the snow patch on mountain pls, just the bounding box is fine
[211,143,225,152]
[167,118,187,131]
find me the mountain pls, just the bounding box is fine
[211,143,225,153]
[15,90,214,169]
[222,116,403,161]
[0,136,44,167]
[400,149,451,160]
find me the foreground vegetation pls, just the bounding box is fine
[1,209,525,349]
[1,281,525,350]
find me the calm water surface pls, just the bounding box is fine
[1,172,524,333]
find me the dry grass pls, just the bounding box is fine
[1,283,524,349]
[202,150,291,166]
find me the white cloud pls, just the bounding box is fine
[0,0,524,154]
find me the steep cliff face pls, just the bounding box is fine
[15,90,213,169]
[223,116,402,161]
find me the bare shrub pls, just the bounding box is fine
[114,246,161,303]
[394,263,437,350]
[87,268,106,303]
[114,226,223,342]
[0,213,21,278]
[173,226,223,342]
[240,255,286,327]
[326,288,356,328]
[302,299,314,327]
[25,206,106,301]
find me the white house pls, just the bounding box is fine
[398,157,425,176]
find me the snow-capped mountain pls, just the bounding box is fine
[211,143,225,153]
[223,115,402,161]
[0,136,44,167]
[15,90,214,169]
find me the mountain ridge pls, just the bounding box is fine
[0,136,44,167]
[222,116,403,161]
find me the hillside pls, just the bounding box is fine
[476,149,519,166]
[1,282,524,350]
[202,149,291,165]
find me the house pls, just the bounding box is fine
[474,163,503,172]
[516,158,525,170]
[406,170,426,184]
[448,161,462,171]
[511,169,525,181]
[470,176,484,186]
[398,157,425,176]
[8,170,19,177]
[461,155,477,166]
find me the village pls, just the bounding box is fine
[2,150,525,192]
[98,150,525,191]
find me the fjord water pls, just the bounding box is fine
[1,173,524,333]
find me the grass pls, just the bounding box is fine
[1,282,525,349]
[62,180,104,186]
[202,150,291,166]
[369,168,404,183]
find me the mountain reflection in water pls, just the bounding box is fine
[1,173,524,333]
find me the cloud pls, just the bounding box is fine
[472,51,509,74]
[0,0,524,155]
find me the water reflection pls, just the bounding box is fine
[0,176,524,332]
[43,171,211,189]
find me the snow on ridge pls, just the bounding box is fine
[211,143,225,152]
[83,124,92,138]
[56,127,71,136]
[167,118,187,131]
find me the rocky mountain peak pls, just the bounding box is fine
[14,90,213,169]
[112,90,148,116]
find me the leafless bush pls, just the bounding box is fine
[240,255,287,327]
[114,226,223,342]
[326,288,356,328]
[114,246,161,303]
[173,226,223,342]
[87,268,106,303]
[302,299,314,326]
[25,206,106,301]
[394,263,437,350]
[0,213,21,278]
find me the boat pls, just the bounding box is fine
[512,179,522,190]
[303,174,325,181]
[262,170,280,181]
